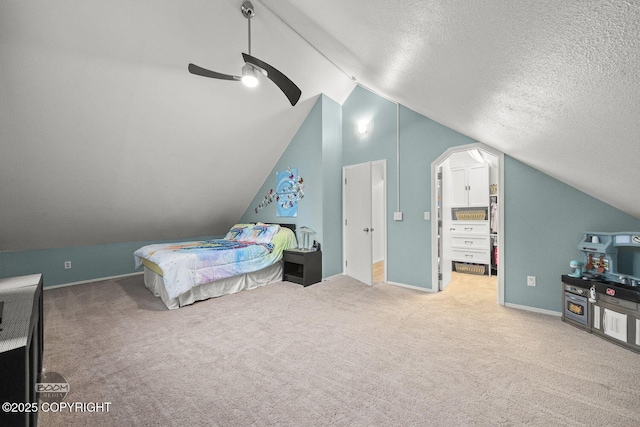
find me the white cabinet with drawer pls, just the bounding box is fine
[450,220,491,274]
[451,248,490,264]
[449,222,489,235]
[451,235,489,250]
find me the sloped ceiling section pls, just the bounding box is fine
[265,0,640,218]
[2,1,639,253]
[0,0,355,251]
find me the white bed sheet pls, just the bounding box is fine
[143,261,283,309]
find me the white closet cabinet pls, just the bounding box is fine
[450,164,489,207]
[450,221,491,270]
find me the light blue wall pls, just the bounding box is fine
[239,96,324,249]
[5,85,639,313]
[340,86,640,312]
[0,235,218,287]
[239,95,344,277]
[503,157,640,311]
[1,242,146,286]
[321,96,344,277]
[342,86,475,287]
[342,88,400,281]
[394,105,476,285]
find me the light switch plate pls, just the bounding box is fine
[393,212,403,221]
[424,212,430,220]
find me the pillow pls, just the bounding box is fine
[270,226,298,251]
[243,224,281,243]
[223,223,281,243]
[223,224,253,241]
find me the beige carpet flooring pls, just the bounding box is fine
[39,272,640,426]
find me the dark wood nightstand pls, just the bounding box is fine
[282,249,322,286]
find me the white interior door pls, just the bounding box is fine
[344,162,373,286]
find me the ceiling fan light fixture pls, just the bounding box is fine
[188,1,301,105]
[241,64,259,87]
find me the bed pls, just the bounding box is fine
[134,223,297,309]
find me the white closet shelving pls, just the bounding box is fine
[450,163,491,275]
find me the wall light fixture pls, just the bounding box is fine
[357,120,368,135]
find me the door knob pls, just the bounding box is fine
[363,228,370,232]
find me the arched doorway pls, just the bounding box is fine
[431,143,505,305]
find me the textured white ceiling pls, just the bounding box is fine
[264,0,640,218]
[2,0,639,251]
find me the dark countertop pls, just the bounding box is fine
[562,274,640,303]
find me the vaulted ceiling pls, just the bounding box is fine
[1,0,639,251]
[0,0,354,250]
[264,0,640,218]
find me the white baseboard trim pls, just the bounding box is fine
[504,302,562,317]
[387,280,437,293]
[44,271,143,290]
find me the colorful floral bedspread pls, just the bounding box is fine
[134,225,296,299]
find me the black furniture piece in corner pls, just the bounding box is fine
[0,274,43,427]
[283,249,322,286]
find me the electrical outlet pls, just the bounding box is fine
[527,275,536,287]
[393,212,403,221]
[64,261,72,269]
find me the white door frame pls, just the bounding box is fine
[430,143,505,305]
[343,160,387,284]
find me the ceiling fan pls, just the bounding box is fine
[188,1,301,106]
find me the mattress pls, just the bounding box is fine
[141,258,163,276]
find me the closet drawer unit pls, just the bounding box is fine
[451,235,489,249]
[451,248,490,264]
[450,222,489,235]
